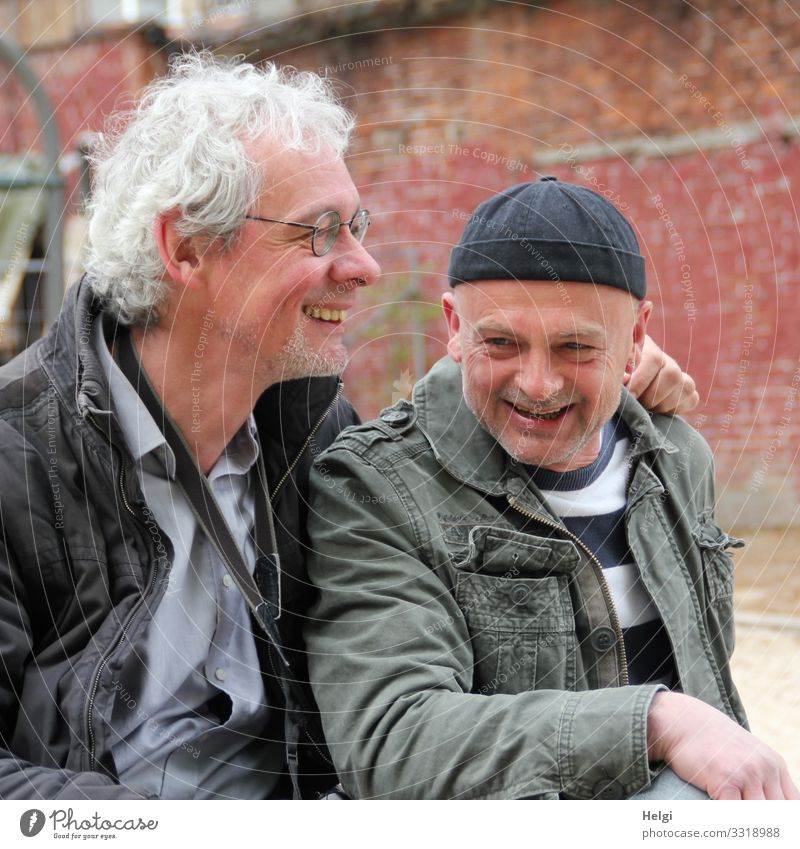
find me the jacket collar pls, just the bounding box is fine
[254,374,342,458]
[617,389,681,458]
[413,357,511,496]
[412,356,678,496]
[37,275,112,421]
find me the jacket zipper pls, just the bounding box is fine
[507,495,630,687]
[270,383,343,504]
[83,413,161,771]
[118,464,136,517]
[306,729,335,766]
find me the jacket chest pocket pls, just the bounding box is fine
[452,527,581,695]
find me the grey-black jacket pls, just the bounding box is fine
[0,278,357,799]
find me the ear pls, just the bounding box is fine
[627,299,653,374]
[153,210,202,287]
[442,290,463,363]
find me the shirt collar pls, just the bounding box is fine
[95,317,173,473]
[207,416,260,482]
[95,319,259,480]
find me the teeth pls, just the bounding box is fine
[303,307,348,322]
[516,406,565,420]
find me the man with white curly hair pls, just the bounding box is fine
[0,52,694,800]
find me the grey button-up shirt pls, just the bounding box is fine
[97,321,283,798]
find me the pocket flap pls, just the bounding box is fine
[465,525,581,576]
[455,571,572,632]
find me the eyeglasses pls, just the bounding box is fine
[244,208,370,256]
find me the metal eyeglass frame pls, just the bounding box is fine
[244,208,370,256]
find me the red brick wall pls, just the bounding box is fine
[1,29,164,203]
[278,0,800,526]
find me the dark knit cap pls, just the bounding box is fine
[448,177,646,298]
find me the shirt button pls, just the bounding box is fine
[590,626,617,652]
[222,574,233,588]
[214,667,226,682]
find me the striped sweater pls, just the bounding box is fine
[526,415,675,686]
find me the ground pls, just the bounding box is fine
[730,527,800,781]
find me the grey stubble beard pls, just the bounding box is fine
[219,314,347,388]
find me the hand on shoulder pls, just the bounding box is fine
[626,335,699,416]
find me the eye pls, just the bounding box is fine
[563,342,591,351]
[484,337,513,347]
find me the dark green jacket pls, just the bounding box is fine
[304,356,746,800]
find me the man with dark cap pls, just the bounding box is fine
[302,178,799,800]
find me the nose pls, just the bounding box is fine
[329,227,381,289]
[516,349,565,402]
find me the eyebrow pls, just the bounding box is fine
[553,326,607,342]
[289,202,362,224]
[474,322,516,336]
[473,322,608,341]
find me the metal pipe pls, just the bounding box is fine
[0,35,65,328]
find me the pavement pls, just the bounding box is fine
[729,527,800,781]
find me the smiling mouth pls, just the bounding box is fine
[303,306,348,322]
[509,402,571,421]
